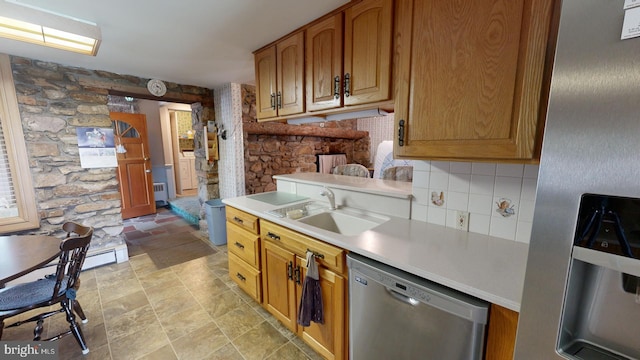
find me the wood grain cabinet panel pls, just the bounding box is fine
[306,13,343,112]
[255,32,305,120]
[344,0,393,106]
[394,0,556,161]
[296,256,345,360]
[254,46,277,119]
[485,304,519,360]
[261,240,298,331]
[260,219,348,360]
[226,206,262,303]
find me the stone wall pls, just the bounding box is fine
[241,85,370,195]
[8,55,215,250]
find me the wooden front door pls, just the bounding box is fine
[110,112,156,219]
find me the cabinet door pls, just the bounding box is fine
[394,0,554,160]
[261,240,297,331]
[178,158,191,191]
[255,46,277,119]
[296,256,346,360]
[276,32,305,117]
[343,0,393,106]
[189,158,198,189]
[306,13,343,112]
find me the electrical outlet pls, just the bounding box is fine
[456,211,469,231]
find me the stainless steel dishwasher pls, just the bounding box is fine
[348,253,489,360]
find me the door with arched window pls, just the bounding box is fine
[110,112,155,219]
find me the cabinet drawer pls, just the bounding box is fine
[226,206,259,234]
[227,221,260,268]
[261,220,346,274]
[229,252,261,302]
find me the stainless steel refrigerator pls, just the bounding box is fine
[516,0,640,359]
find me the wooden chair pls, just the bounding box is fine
[332,164,370,178]
[0,222,93,354]
[382,166,414,182]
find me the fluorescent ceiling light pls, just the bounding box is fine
[325,109,389,121]
[287,116,326,125]
[0,2,100,56]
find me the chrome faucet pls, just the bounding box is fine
[320,187,336,210]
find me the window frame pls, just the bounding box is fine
[0,54,39,233]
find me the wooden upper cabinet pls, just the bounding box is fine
[306,13,343,112]
[276,32,305,117]
[255,46,277,119]
[255,31,305,120]
[394,0,555,161]
[344,0,393,106]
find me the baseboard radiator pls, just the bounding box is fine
[153,182,169,205]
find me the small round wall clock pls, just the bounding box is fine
[147,79,166,97]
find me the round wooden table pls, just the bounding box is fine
[0,235,61,286]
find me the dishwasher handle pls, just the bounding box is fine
[386,288,420,306]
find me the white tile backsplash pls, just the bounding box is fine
[471,162,496,175]
[427,207,447,226]
[412,160,539,242]
[496,163,524,177]
[490,216,518,240]
[449,174,471,193]
[430,172,449,189]
[412,170,430,189]
[431,161,450,173]
[447,192,469,211]
[450,162,472,174]
[468,194,493,215]
[470,175,495,195]
[494,176,523,199]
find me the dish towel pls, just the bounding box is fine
[297,251,324,326]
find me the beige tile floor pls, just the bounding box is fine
[2,209,323,360]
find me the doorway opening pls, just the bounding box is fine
[107,95,199,224]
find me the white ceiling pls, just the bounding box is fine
[0,0,349,89]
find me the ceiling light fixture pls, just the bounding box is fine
[0,1,101,56]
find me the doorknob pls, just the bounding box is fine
[144,157,150,161]
[145,169,152,173]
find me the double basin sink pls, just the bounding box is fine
[266,200,389,236]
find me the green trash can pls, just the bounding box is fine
[205,199,227,245]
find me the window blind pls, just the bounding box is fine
[0,115,17,209]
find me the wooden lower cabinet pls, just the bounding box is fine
[226,206,262,302]
[261,220,348,360]
[261,240,298,329]
[485,304,519,360]
[296,256,345,360]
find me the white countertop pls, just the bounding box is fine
[223,193,528,312]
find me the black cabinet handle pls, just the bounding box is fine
[287,261,293,280]
[306,248,325,259]
[270,93,276,110]
[234,241,245,249]
[277,91,282,109]
[233,216,244,224]
[236,272,246,282]
[294,265,301,284]
[334,76,341,99]
[398,119,405,147]
[267,232,281,241]
[344,73,351,97]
